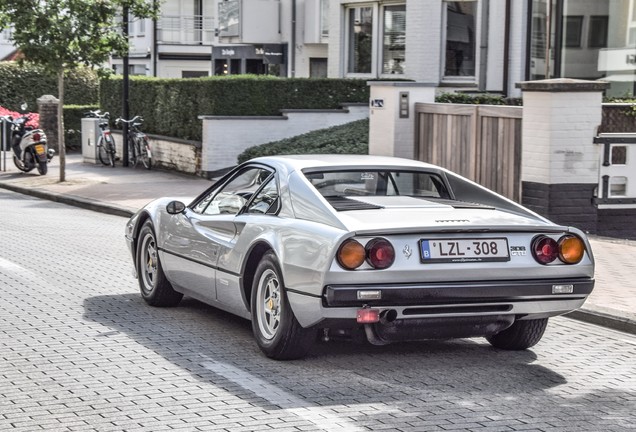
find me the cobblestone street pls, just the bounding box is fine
[1,191,635,431]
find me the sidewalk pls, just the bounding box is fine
[2,151,636,334]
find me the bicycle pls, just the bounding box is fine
[115,115,151,170]
[85,110,116,167]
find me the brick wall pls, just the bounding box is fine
[112,132,201,175]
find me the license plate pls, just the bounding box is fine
[34,144,45,155]
[420,238,510,263]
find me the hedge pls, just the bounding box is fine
[0,63,99,111]
[435,92,522,106]
[237,118,369,163]
[100,75,370,141]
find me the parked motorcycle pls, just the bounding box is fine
[7,108,54,175]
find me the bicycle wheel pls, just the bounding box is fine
[97,136,113,166]
[128,137,138,168]
[105,135,116,167]
[138,136,151,170]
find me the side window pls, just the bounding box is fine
[192,166,273,216]
[247,177,279,214]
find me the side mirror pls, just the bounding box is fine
[166,200,186,214]
[20,102,28,112]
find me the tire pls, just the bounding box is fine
[36,161,47,175]
[97,136,115,167]
[128,139,138,168]
[139,136,151,170]
[486,318,548,350]
[251,252,315,360]
[137,221,183,307]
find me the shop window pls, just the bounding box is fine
[443,1,477,78]
[564,16,583,48]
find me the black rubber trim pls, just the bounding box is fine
[323,278,594,307]
[158,247,241,278]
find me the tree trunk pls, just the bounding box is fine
[57,68,65,183]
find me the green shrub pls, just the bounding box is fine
[435,92,522,106]
[64,104,99,149]
[100,75,370,141]
[0,63,98,111]
[237,118,369,164]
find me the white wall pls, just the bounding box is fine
[200,104,369,173]
[521,84,604,185]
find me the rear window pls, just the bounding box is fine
[304,170,450,199]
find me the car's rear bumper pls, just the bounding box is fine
[324,278,594,307]
[287,278,594,328]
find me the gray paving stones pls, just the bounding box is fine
[1,190,636,431]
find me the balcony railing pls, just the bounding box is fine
[157,15,215,45]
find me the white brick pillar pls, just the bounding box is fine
[517,78,609,232]
[367,82,436,159]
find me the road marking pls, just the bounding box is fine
[0,257,27,272]
[200,356,364,431]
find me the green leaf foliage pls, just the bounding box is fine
[0,63,98,111]
[237,119,369,164]
[435,92,522,106]
[100,76,370,141]
[64,104,99,149]
[0,0,157,71]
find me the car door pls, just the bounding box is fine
[162,165,274,312]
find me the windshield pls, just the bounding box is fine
[304,170,450,199]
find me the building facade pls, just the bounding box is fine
[109,0,636,98]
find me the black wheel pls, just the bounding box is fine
[486,318,548,350]
[136,221,182,307]
[251,252,315,360]
[139,136,151,170]
[36,161,47,175]
[97,136,110,166]
[106,136,116,167]
[128,138,138,168]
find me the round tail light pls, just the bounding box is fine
[32,132,41,141]
[558,235,585,264]
[337,239,366,270]
[532,235,559,264]
[365,238,395,269]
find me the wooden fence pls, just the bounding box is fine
[415,103,523,202]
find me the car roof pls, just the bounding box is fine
[251,154,441,172]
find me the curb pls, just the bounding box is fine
[0,182,134,218]
[565,309,636,335]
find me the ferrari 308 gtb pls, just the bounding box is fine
[125,155,594,359]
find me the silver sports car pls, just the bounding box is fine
[125,155,594,360]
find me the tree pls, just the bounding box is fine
[0,0,158,181]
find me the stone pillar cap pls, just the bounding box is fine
[37,95,60,103]
[516,78,610,92]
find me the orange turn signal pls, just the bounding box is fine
[337,239,366,270]
[558,235,585,264]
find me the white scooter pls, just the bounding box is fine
[7,105,54,175]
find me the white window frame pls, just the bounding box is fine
[379,3,406,78]
[344,3,380,78]
[440,0,481,85]
[343,2,406,79]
